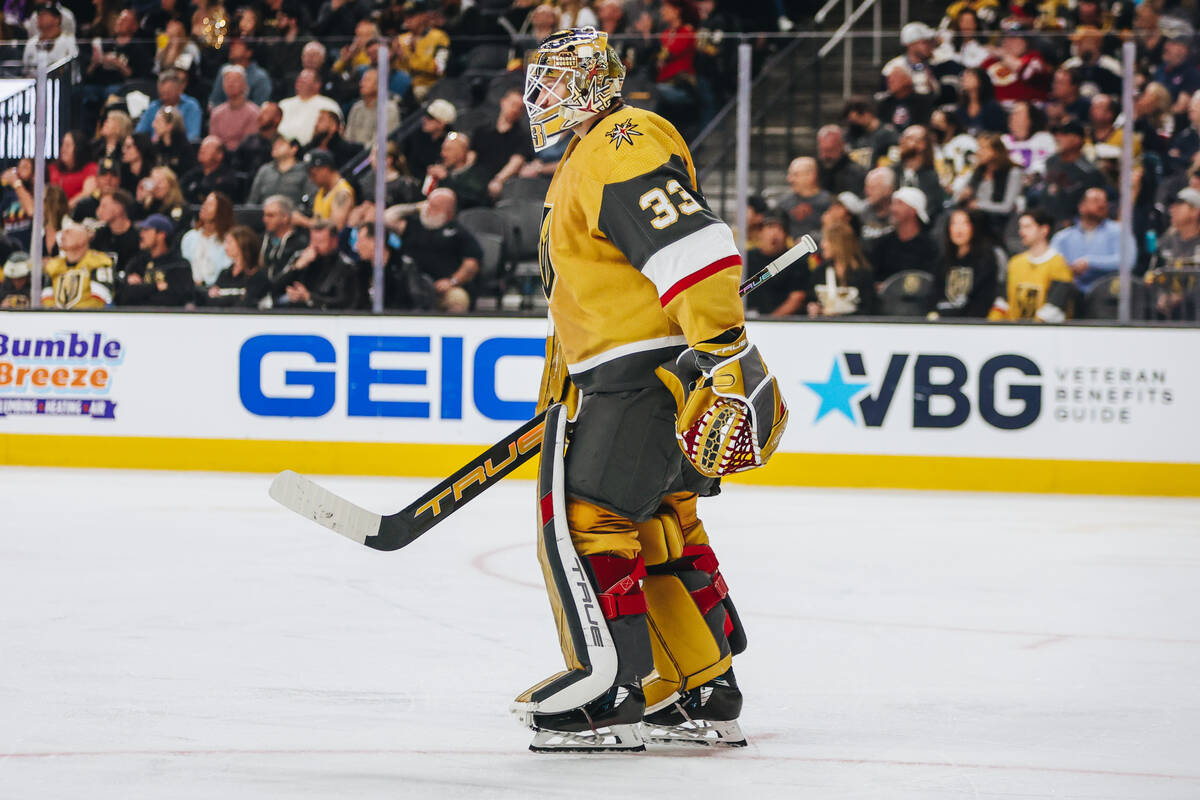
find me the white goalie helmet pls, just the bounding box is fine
[524,27,626,152]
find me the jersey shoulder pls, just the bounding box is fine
[576,105,690,185]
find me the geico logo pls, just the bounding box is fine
[238,334,544,420]
[0,362,109,389]
[0,332,122,360]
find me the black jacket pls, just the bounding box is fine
[118,249,194,306]
[273,249,362,310]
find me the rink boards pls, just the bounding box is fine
[0,311,1197,496]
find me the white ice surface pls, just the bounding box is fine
[2,467,1199,799]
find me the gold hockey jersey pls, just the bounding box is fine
[990,248,1073,321]
[541,105,743,393]
[41,250,115,309]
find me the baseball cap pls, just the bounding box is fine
[747,195,769,215]
[425,98,457,125]
[1173,187,1200,209]
[98,156,120,176]
[900,22,936,46]
[892,186,929,224]
[137,214,174,236]
[761,211,788,229]
[3,252,30,279]
[304,148,336,169]
[1053,120,1086,137]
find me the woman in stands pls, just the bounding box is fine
[1001,100,1055,175]
[120,133,157,196]
[955,67,1006,135]
[931,208,1004,318]
[93,110,133,164]
[50,130,98,207]
[138,166,193,235]
[42,185,70,260]
[207,224,269,308]
[151,106,197,178]
[181,191,235,287]
[955,132,1023,238]
[807,221,876,317]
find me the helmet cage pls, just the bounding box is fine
[524,28,624,151]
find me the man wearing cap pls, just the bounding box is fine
[1154,188,1200,270]
[1040,120,1106,225]
[1050,187,1135,292]
[248,135,311,206]
[294,149,354,231]
[135,69,203,143]
[181,136,242,205]
[984,21,1051,104]
[744,213,809,318]
[405,98,456,183]
[0,252,31,308]
[1155,35,1200,109]
[22,4,78,74]
[1062,27,1122,97]
[118,215,193,306]
[883,22,940,98]
[278,69,342,147]
[70,157,123,223]
[393,0,451,101]
[867,186,938,283]
[91,188,141,273]
[306,108,363,169]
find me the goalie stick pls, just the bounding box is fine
[269,234,817,551]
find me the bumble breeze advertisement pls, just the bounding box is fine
[0,331,122,420]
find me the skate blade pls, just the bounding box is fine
[529,724,645,753]
[640,718,747,748]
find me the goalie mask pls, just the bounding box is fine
[524,27,625,152]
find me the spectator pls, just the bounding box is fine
[313,0,370,38]
[355,142,422,207]
[985,23,1051,104]
[278,69,341,147]
[939,2,1000,35]
[181,191,235,286]
[93,109,133,164]
[1062,26,1122,97]
[72,156,121,222]
[208,225,269,308]
[0,159,35,250]
[332,19,379,77]
[868,186,938,282]
[989,209,1074,322]
[955,67,1006,135]
[0,252,31,308]
[274,220,362,310]
[25,0,75,37]
[41,224,113,309]
[278,41,331,105]
[1168,93,1200,170]
[180,136,241,205]
[23,3,78,73]
[857,166,896,242]
[154,19,201,81]
[883,22,940,98]
[654,0,700,127]
[138,166,192,234]
[1046,68,1090,128]
[393,2,451,101]
[939,7,990,69]
[117,215,193,306]
[472,88,535,200]
[260,195,309,282]
[876,67,933,130]
[808,221,875,317]
[82,9,151,123]
[40,184,69,259]
[930,109,975,180]
[352,220,407,308]
[406,99,456,183]
[560,0,598,28]
[1050,187,1135,292]
[842,96,898,170]
[893,125,946,215]
[426,132,491,210]
[1153,188,1200,270]
[932,208,1003,317]
[263,6,306,87]
[394,188,480,312]
[1040,120,1106,226]
[1003,100,1055,174]
[1133,3,1165,70]
[90,188,141,272]
[306,109,363,169]
[1134,82,1175,158]
[1085,94,1140,163]
[50,130,97,207]
[247,135,310,206]
[815,125,867,196]
[209,67,260,152]
[345,68,402,149]
[209,39,273,108]
[744,214,809,317]
[1154,35,1200,109]
[957,132,1023,236]
[234,102,283,177]
[296,149,354,230]
[150,106,197,178]
[135,69,203,143]
[779,156,832,241]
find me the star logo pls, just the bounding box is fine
[803,359,869,423]
[606,118,643,150]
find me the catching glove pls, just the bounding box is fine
[656,328,788,478]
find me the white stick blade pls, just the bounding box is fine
[268,470,381,545]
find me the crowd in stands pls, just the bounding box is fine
[744,0,1200,322]
[0,0,1197,321]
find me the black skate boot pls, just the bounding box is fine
[640,668,746,747]
[524,683,647,753]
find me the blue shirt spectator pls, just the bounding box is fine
[1154,37,1200,101]
[136,94,203,142]
[1050,188,1136,292]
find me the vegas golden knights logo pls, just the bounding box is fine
[945,266,974,306]
[538,203,555,299]
[55,268,86,309]
[1015,282,1042,319]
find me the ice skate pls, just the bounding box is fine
[641,669,747,747]
[515,683,647,753]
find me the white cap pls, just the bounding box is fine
[893,186,929,223]
[837,191,867,215]
[900,22,936,46]
[3,252,29,279]
[1174,187,1200,209]
[425,98,457,125]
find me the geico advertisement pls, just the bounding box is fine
[760,323,1199,463]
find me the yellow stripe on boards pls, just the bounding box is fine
[1,433,1197,497]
